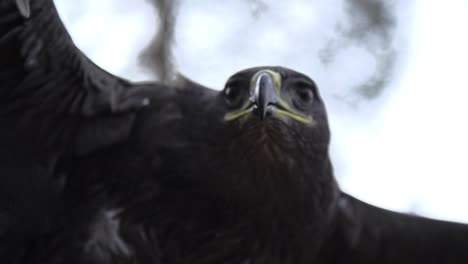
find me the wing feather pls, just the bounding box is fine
[324,193,468,264]
[0,0,148,117]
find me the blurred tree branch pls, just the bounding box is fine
[246,0,268,18]
[139,0,179,83]
[319,0,398,101]
[140,0,271,83]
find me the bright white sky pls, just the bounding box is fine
[55,0,468,223]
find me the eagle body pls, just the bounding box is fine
[2,1,468,264]
[43,81,336,264]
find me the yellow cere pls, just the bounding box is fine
[276,100,314,125]
[224,105,255,121]
[273,108,314,124]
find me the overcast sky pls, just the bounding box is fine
[55,0,468,223]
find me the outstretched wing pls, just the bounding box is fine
[323,193,468,264]
[0,1,156,261]
[0,0,150,117]
[0,0,158,156]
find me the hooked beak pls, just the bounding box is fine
[255,71,280,120]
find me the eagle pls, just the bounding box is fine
[1,0,468,264]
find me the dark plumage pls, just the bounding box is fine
[1,1,468,264]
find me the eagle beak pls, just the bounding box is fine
[255,72,279,120]
[223,69,313,125]
[251,70,313,124]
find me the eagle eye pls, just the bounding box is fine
[224,86,243,106]
[294,85,314,105]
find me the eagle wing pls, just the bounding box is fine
[0,0,151,117]
[324,193,468,264]
[0,1,157,261]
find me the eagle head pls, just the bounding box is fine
[221,66,330,166]
[201,66,335,205]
